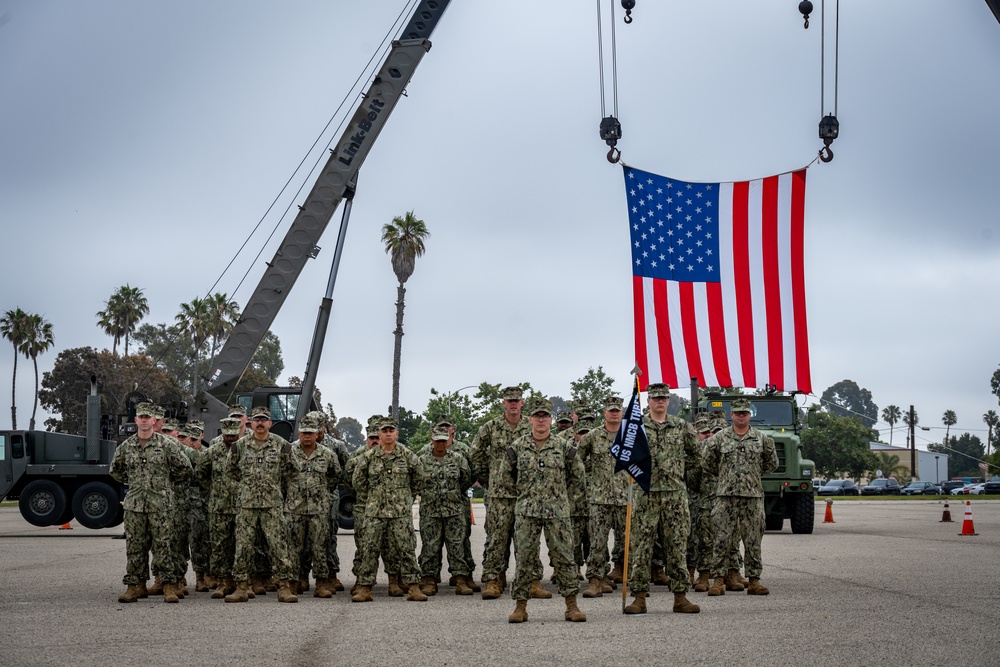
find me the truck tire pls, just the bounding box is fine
[764,512,784,531]
[337,491,355,530]
[18,480,69,527]
[790,491,815,534]
[72,482,120,529]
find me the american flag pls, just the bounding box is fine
[623,165,811,393]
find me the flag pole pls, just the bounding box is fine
[621,368,641,612]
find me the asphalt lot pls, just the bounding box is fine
[1,498,997,667]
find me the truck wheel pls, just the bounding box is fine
[790,491,815,534]
[764,512,784,531]
[71,482,120,529]
[337,491,355,530]
[18,480,69,527]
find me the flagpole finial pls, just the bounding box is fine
[631,365,642,376]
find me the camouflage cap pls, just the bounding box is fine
[152,404,166,419]
[250,406,272,419]
[556,411,573,423]
[298,414,322,433]
[525,396,553,416]
[501,386,524,401]
[693,411,712,433]
[188,420,205,433]
[433,414,455,428]
[711,419,728,432]
[162,418,180,432]
[220,418,241,436]
[731,398,752,413]
[379,416,398,430]
[367,415,384,435]
[431,425,450,441]
[306,410,329,425]
[575,421,592,434]
[577,413,597,428]
[647,382,671,398]
[603,396,624,411]
[178,423,200,439]
[227,404,247,417]
[134,401,158,418]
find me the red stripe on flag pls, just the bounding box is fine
[706,282,732,387]
[790,169,811,392]
[731,181,755,387]
[678,282,704,386]
[652,278,677,389]
[632,275,649,391]
[761,175,784,389]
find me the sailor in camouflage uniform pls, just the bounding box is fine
[418,425,474,595]
[470,385,532,599]
[346,416,387,595]
[110,402,193,603]
[624,382,703,615]
[687,412,716,592]
[432,415,480,592]
[703,397,779,596]
[501,397,587,624]
[196,417,242,598]
[286,414,341,598]
[224,406,299,603]
[351,416,427,602]
[319,410,351,592]
[179,422,212,592]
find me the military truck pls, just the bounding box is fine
[698,391,816,534]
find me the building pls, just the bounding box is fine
[870,443,950,483]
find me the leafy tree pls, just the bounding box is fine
[930,433,984,479]
[175,297,211,395]
[204,292,240,364]
[253,332,285,382]
[801,411,877,479]
[991,366,1000,405]
[820,379,878,428]
[20,313,54,430]
[941,409,957,449]
[39,347,179,434]
[391,405,424,449]
[336,416,364,451]
[570,366,616,412]
[424,387,479,442]
[96,284,149,357]
[287,375,322,407]
[871,451,907,480]
[881,404,902,445]
[381,210,429,419]
[983,410,998,457]
[1,307,30,429]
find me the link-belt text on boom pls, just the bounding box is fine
[337,98,386,166]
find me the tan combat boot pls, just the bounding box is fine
[313,578,334,598]
[177,577,189,597]
[211,580,227,599]
[454,576,474,595]
[601,577,614,593]
[529,579,552,599]
[406,583,428,601]
[203,574,217,590]
[582,578,604,598]
[277,579,298,603]
[147,577,164,596]
[330,577,345,592]
[725,569,745,592]
[694,570,711,592]
[298,575,310,593]
[624,591,648,614]
[564,594,587,622]
[224,580,250,603]
[746,578,770,595]
[467,578,481,593]
[498,572,507,592]
[263,576,278,592]
[737,571,750,587]
[251,576,267,596]
[608,563,624,584]
[481,579,503,600]
[419,576,438,596]
[195,572,210,592]
[118,584,142,603]
[387,574,405,597]
[651,565,670,586]
[162,582,180,603]
[707,576,726,596]
[508,599,528,623]
[351,585,373,603]
[688,567,697,586]
[136,580,149,599]
[673,592,701,613]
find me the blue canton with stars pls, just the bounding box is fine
[624,166,721,283]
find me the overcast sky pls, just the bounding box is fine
[2,1,998,452]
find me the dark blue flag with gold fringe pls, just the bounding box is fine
[610,380,652,492]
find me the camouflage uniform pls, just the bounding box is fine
[197,436,240,581]
[627,413,701,594]
[577,424,629,580]
[321,431,350,579]
[418,442,473,579]
[703,415,778,580]
[109,431,192,585]
[352,441,424,586]
[228,431,298,582]
[286,436,341,581]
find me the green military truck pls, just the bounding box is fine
[697,392,816,534]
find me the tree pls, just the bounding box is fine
[871,451,906,480]
[1,307,30,429]
[801,411,877,479]
[20,313,54,430]
[175,297,211,395]
[204,292,240,364]
[569,366,616,413]
[902,408,919,434]
[881,405,902,445]
[983,410,998,457]
[820,379,878,428]
[941,409,957,449]
[930,433,985,479]
[287,375,322,407]
[381,210,430,419]
[991,366,1000,405]
[336,416,364,451]
[95,284,149,357]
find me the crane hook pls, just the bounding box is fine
[607,146,622,164]
[622,0,635,24]
[819,145,834,163]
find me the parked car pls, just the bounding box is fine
[812,478,828,491]
[817,479,859,496]
[951,484,977,495]
[966,483,986,495]
[940,480,968,495]
[861,478,902,495]
[901,481,942,495]
[984,477,1000,494]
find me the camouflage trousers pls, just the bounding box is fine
[586,504,626,579]
[511,515,577,600]
[713,496,764,579]
[232,507,293,581]
[463,499,476,575]
[482,496,516,581]
[208,511,236,580]
[123,509,176,585]
[351,506,398,579]
[296,499,340,580]
[188,499,210,574]
[418,513,469,578]
[687,493,714,572]
[356,515,419,587]
[627,490,691,593]
[288,512,331,579]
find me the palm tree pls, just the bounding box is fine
[984,410,999,457]
[20,313,54,431]
[175,297,211,396]
[941,409,957,450]
[204,292,240,363]
[873,451,906,479]
[96,284,149,357]
[881,404,902,445]
[1,307,30,429]
[381,210,430,419]
[902,409,919,447]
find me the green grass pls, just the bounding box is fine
[816,494,999,501]
[0,500,16,507]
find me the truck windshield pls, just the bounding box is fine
[703,399,795,426]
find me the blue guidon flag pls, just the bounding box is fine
[610,383,652,492]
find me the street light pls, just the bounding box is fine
[448,385,478,414]
[935,455,940,484]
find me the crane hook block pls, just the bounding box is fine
[818,113,839,163]
[622,0,635,24]
[799,1,813,29]
[600,115,623,163]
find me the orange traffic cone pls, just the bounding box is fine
[823,498,835,523]
[958,501,978,536]
[940,501,953,523]
[470,504,476,525]
[59,522,72,530]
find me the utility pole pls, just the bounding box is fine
[909,405,916,480]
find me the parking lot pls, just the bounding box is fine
[1,499,997,667]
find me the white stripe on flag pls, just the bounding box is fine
[718,182,742,388]
[746,178,768,385]
[642,277,662,386]
[776,172,798,390]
